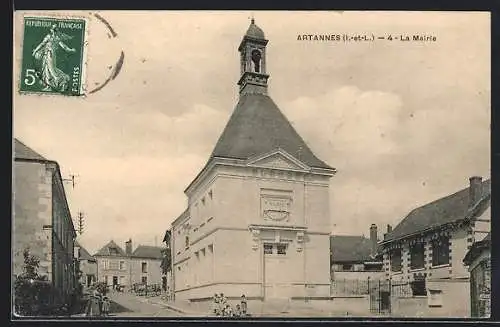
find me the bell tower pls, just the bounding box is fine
[237,18,270,95]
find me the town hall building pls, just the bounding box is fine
[170,19,336,301]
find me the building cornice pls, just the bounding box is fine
[185,155,335,198]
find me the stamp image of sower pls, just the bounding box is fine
[20,16,87,96]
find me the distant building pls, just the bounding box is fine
[93,239,163,288]
[170,19,336,302]
[13,138,77,304]
[463,233,491,318]
[330,224,383,281]
[379,176,491,317]
[74,241,97,288]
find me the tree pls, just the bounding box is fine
[14,248,53,316]
[160,247,171,275]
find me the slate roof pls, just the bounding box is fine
[330,235,378,263]
[14,138,47,161]
[209,94,334,170]
[245,19,265,39]
[94,240,127,257]
[383,179,491,242]
[463,233,490,266]
[131,245,163,260]
[75,241,95,261]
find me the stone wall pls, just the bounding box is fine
[13,161,53,279]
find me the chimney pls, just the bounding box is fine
[387,224,392,233]
[469,176,483,207]
[125,239,132,255]
[370,224,378,256]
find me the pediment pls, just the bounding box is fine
[247,150,310,171]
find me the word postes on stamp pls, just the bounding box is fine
[20,16,87,96]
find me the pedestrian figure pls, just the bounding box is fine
[102,296,110,316]
[240,294,247,316]
[86,290,101,317]
[219,293,226,315]
[212,293,220,316]
[224,303,233,317]
[235,304,242,317]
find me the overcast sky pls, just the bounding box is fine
[13,11,490,254]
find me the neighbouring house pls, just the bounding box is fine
[463,233,491,318]
[13,138,78,306]
[330,224,384,280]
[93,239,163,289]
[379,176,491,317]
[170,19,336,302]
[74,241,97,288]
[129,244,163,286]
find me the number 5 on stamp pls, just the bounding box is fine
[19,16,86,96]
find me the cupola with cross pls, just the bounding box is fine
[237,18,270,95]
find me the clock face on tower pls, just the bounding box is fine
[251,49,262,73]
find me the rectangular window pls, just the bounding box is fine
[119,261,125,270]
[432,237,450,266]
[410,243,425,269]
[142,276,148,284]
[264,243,273,255]
[109,261,119,270]
[391,249,402,272]
[410,275,427,296]
[201,248,206,256]
[142,262,147,273]
[277,244,287,255]
[208,244,214,253]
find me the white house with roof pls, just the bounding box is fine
[170,19,336,302]
[379,176,491,317]
[94,239,164,288]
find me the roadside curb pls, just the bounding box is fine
[148,299,202,316]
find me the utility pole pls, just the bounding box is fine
[63,174,79,189]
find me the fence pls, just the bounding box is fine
[330,279,370,296]
[129,283,162,297]
[391,281,414,298]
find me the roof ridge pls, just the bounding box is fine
[208,94,334,170]
[384,178,491,242]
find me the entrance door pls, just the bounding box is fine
[87,275,93,287]
[263,242,288,299]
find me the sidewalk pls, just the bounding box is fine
[138,295,385,317]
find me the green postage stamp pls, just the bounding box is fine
[19,15,87,96]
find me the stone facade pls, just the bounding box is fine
[94,240,163,288]
[172,152,334,301]
[129,257,163,286]
[381,227,471,284]
[13,149,77,303]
